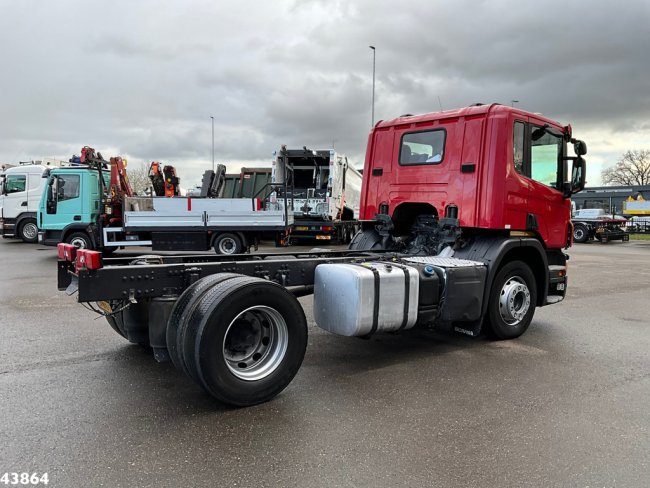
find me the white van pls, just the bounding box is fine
[0,164,49,242]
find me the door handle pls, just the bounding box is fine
[73,215,81,221]
[21,201,27,206]
[461,163,476,173]
[372,168,383,176]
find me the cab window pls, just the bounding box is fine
[399,130,446,165]
[513,122,525,174]
[57,174,80,201]
[513,122,564,190]
[5,175,26,194]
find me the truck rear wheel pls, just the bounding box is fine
[166,273,241,374]
[213,233,243,255]
[97,300,150,345]
[349,229,383,250]
[18,218,38,243]
[105,312,127,338]
[484,260,537,340]
[179,276,308,406]
[573,224,588,243]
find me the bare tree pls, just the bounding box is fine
[125,161,153,195]
[601,149,650,186]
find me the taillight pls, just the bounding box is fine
[57,243,77,261]
[75,249,103,272]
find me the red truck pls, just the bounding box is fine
[57,103,586,406]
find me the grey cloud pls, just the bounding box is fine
[1,0,649,187]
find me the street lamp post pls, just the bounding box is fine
[369,45,376,127]
[210,116,215,172]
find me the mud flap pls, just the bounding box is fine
[453,317,484,337]
[65,276,79,296]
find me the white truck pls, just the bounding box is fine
[270,147,362,243]
[0,164,49,242]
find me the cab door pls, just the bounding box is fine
[87,171,102,222]
[43,172,82,230]
[361,129,395,219]
[3,173,27,219]
[27,172,44,212]
[524,117,569,248]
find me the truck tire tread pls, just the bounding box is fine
[349,229,383,250]
[18,218,38,243]
[181,276,308,406]
[166,273,241,374]
[484,260,537,340]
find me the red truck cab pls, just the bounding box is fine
[360,104,585,249]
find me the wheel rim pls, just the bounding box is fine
[22,222,38,240]
[498,276,531,326]
[70,237,88,248]
[218,237,238,254]
[223,305,288,381]
[574,228,584,240]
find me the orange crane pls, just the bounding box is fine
[79,146,134,225]
[149,162,180,197]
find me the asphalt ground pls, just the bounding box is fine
[1,238,649,487]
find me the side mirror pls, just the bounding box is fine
[531,124,549,141]
[570,156,586,194]
[574,140,587,156]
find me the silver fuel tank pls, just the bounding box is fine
[313,262,419,336]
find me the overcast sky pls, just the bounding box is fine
[1,0,649,187]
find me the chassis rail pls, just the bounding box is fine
[59,250,394,302]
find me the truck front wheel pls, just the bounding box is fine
[18,218,38,243]
[66,231,93,250]
[179,276,308,406]
[573,224,588,243]
[485,260,537,340]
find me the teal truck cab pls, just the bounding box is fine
[38,165,108,249]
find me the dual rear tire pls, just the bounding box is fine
[167,274,308,406]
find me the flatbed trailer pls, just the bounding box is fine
[103,196,291,253]
[571,217,629,243]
